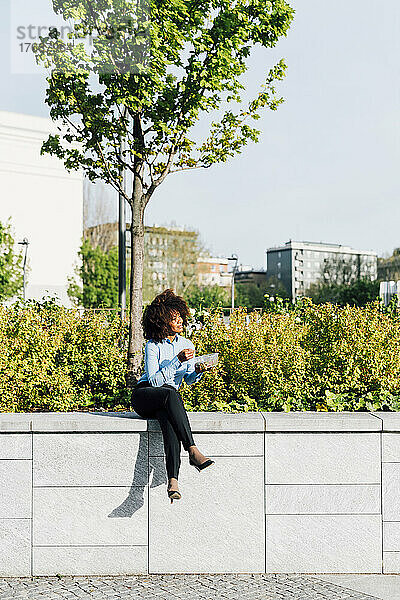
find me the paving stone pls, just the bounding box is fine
[0,574,382,599]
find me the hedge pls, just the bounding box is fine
[1,297,400,413]
[182,299,400,412]
[0,299,129,412]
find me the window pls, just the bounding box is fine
[277,262,281,269]
[278,251,281,258]
[277,273,281,279]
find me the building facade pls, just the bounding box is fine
[266,240,377,301]
[197,256,232,289]
[0,111,83,306]
[84,222,233,297]
[84,222,200,301]
[234,269,267,287]
[139,225,199,298]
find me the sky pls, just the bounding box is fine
[1,0,399,269]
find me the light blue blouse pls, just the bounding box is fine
[137,333,203,390]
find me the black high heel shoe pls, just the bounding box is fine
[167,489,181,503]
[189,457,215,472]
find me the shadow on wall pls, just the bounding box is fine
[85,413,167,518]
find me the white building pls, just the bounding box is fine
[266,240,378,301]
[0,111,83,306]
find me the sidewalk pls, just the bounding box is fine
[317,575,400,600]
[0,573,396,599]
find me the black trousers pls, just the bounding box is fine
[131,381,195,480]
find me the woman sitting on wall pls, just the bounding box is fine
[131,288,215,503]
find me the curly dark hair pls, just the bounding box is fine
[142,288,191,342]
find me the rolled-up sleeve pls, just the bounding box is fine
[145,343,182,387]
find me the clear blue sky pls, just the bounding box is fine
[1,0,399,268]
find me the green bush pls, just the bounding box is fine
[1,296,400,413]
[0,298,130,412]
[180,299,400,412]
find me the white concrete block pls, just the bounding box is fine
[0,415,32,432]
[265,433,380,484]
[263,412,382,432]
[372,413,400,432]
[31,412,146,432]
[33,487,147,546]
[383,552,400,574]
[148,412,265,432]
[149,456,264,573]
[0,519,31,576]
[149,432,263,456]
[0,433,31,457]
[0,461,31,518]
[384,522,400,551]
[383,464,400,520]
[383,433,400,462]
[33,433,148,486]
[33,546,147,575]
[266,515,382,573]
[266,484,380,515]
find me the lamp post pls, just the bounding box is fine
[118,137,127,320]
[18,237,29,301]
[226,254,238,310]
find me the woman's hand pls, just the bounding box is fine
[177,348,194,362]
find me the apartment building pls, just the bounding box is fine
[266,240,377,301]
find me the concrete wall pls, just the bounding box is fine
[0,411,398,576]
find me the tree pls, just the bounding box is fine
[235,282,266,310]
[34,0,294,382]
[304,252,379,306]
[318,254,361,286]
[183,283,229,311]
[140,225,203,302]
[0,219,25,302]
[305,277,380,307]
[265,274,290,299]
[68,239,122,307]
[378,248,400,281]
[70,224,202,307]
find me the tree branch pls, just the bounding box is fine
[170,163,210,174]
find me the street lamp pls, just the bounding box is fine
[18,237,29,301]
[226,254,238,310]
[118,136,127,320]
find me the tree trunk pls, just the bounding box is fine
[126,179,145,386]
